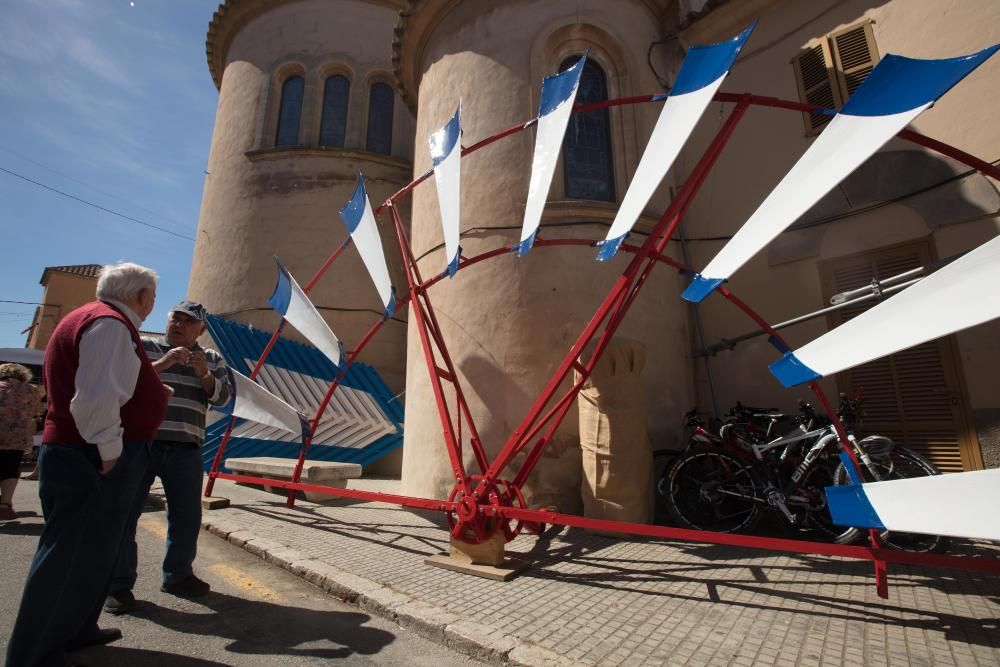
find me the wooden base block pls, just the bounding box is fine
[424,553,530,582]
[448,532,506,566]
[201,496,230,510]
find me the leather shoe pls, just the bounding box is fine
[65,627,123,652]
[104,589,137,615]
[161,574,210,598]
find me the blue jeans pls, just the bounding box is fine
[111,440,204,592]
[5,441,149,667]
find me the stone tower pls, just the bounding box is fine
[393,0,693,510]
[191,0,415,393]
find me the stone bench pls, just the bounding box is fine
[224,456,362,504]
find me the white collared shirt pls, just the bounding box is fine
[68,298,144,461]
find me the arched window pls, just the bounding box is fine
[319,75,350,147]
[275,75,305,147]
[366,82,394,155]
[561,57,615,202]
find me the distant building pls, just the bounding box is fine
[193,0,1000,505]
[26,264,103,351]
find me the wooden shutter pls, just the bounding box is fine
[830,21,880,99]
[819,240,981,473]
[792,40,842,136]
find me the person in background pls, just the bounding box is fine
[105,300,232,615]
[0,363,41,520]
[5,262,170,667]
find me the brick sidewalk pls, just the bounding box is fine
[177,478,1000,666]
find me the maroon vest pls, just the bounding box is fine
[42,301,168,445]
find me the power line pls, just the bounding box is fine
[0,165,196,241]
[0,145,190,230]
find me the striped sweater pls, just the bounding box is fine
[141,337,232,447]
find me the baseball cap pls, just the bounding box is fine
[169,299,207,321]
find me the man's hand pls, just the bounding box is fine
[100,457,119,475]
[164,384,175,398]
[155,347,191,373]
[188,351,209,379]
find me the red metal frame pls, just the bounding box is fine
[206,92,1000,597]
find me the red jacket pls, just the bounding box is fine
[42,301,168,445]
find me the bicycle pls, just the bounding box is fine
[660,395,950,553]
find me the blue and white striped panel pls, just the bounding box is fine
[429,102,463,277]
[597,23,755,261]
[682,45,1000,303]
[339,174,397,319]
[228,361,397,449]
[826,467,1000,541]
[770,234,1000,387]
[518,53,587,256]
[268,257,344,368]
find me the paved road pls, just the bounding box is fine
[0,479,483,666]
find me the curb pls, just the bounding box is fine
[200,514,584,666]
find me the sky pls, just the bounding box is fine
[0,0,221,346]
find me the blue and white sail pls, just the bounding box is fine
[268,257,344,368]
[429,102,463,277]
[770,234,1000,387]
[339,174,397,319]
[218,367,310,439]
[826,467,1000,541]
[597,23,755,261]
[517,53,587,256]
[682,45,1000,302]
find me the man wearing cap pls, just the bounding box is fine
[105,300,232,614]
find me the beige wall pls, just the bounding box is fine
[398,0,693,509]
[27,273,98,350]
[191,0,416,392]
[677,0,1000,458]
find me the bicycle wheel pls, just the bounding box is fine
[665,449,762,533]
[833,446,951,554]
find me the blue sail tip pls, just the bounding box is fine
[516,231,537,257]
[824,485,886,530]
[681,275,724,302]
[768,351,821,388]
[595,235,626,261]
[671,22,756,96]
[445,248,461,278]
[267,261,293,315]
[842,45,1000,117]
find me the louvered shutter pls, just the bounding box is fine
[820,241,980,472]
[792,40,842,136]
[830,22,880,99]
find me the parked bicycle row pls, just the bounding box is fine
[654,394,950,554]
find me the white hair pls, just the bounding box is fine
[96,262,158,302]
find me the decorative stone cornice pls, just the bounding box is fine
[206,0,409,90]
[245,145,413,171]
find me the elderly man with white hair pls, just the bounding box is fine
[6,262,170,667]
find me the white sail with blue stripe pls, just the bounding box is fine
[826,467,1000,541]
[267,257,344,368]
[518,53,587,256]
[429,102,463,277]
[340,174,397,319]
[597,23,755,261]
[769,234,1000,387]
[218,367,310,440]
[682,44,1000,302]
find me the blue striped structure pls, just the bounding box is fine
[203,315,403,472]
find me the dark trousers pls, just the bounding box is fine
[111,440,204,592]
[5,441,148,667]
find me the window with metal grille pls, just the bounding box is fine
[319,75,350,148]
[275,75,305,147]
[792,21,879,136]
[366,82,394,155]
[561,57,616,202]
